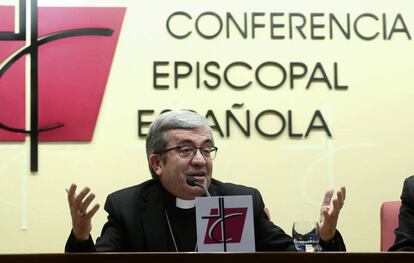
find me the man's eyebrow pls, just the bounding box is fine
[176,139,213,145]
[202,139,214,146]
[175,139,192,145]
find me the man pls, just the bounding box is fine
[389,176,414,251]
[65,110,346,252]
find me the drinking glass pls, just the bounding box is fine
[292,221,320,252]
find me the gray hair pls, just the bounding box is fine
[146,110,213,178]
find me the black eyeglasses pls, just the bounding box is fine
[158,145,218,160]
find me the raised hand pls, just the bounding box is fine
[318,187,346,242]
[67,184,100,241]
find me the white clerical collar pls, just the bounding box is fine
[176,197,195,209]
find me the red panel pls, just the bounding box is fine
[0,6,26,141]
[0,5,14,32]
[0,6,125,142]
[37,7,126,141]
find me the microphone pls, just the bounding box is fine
[186,176,211,197]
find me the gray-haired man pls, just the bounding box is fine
[65,110,346,252]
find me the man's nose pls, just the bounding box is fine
[191,149,206,165]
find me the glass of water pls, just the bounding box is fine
[292,221,320,252]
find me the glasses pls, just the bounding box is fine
[159,145,218,160]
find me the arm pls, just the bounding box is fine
[65,188,126,252]
[65,184,100,252]
[253,189,296,251]
[65,231,96,252]
[94,194,126,251]
[254,188,346,251]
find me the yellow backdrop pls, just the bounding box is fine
[1,0,413,252]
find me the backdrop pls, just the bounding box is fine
[0,0,413,252]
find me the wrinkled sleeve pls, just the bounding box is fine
[65,231,96,252]
[319,231,346,251]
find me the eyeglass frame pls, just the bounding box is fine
[157,145,218,160]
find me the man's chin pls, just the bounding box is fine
[186,186,205,199]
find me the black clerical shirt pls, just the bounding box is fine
[163,190,198,252]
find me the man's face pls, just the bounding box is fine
[151,127,214,200]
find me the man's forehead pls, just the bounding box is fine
[166,128,212,143]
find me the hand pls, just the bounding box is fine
[318,186,346,242]
[67,184,100,241]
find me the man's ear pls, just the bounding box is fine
[149,154,163,176]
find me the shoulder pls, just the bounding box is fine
[404,176,414,189]
[402,176,414,202]
[210,179,260,196]
[210,179,267,213]
[106,179,161,203]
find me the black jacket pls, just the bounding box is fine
[389,176,414,251]
[65,179,345,252]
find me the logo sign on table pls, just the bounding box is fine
[195,195,255,252]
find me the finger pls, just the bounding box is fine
[78,193,96,213]
[331,196,341,217]
[319,205,329,221]
[321,206,337,229]
[321,189,334,207]
[341,186,346,201]
[67,184,77,206]
[84,203,100,220]
[323,208,330,220]
[74,187,91,207]
[336,189,345,209]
